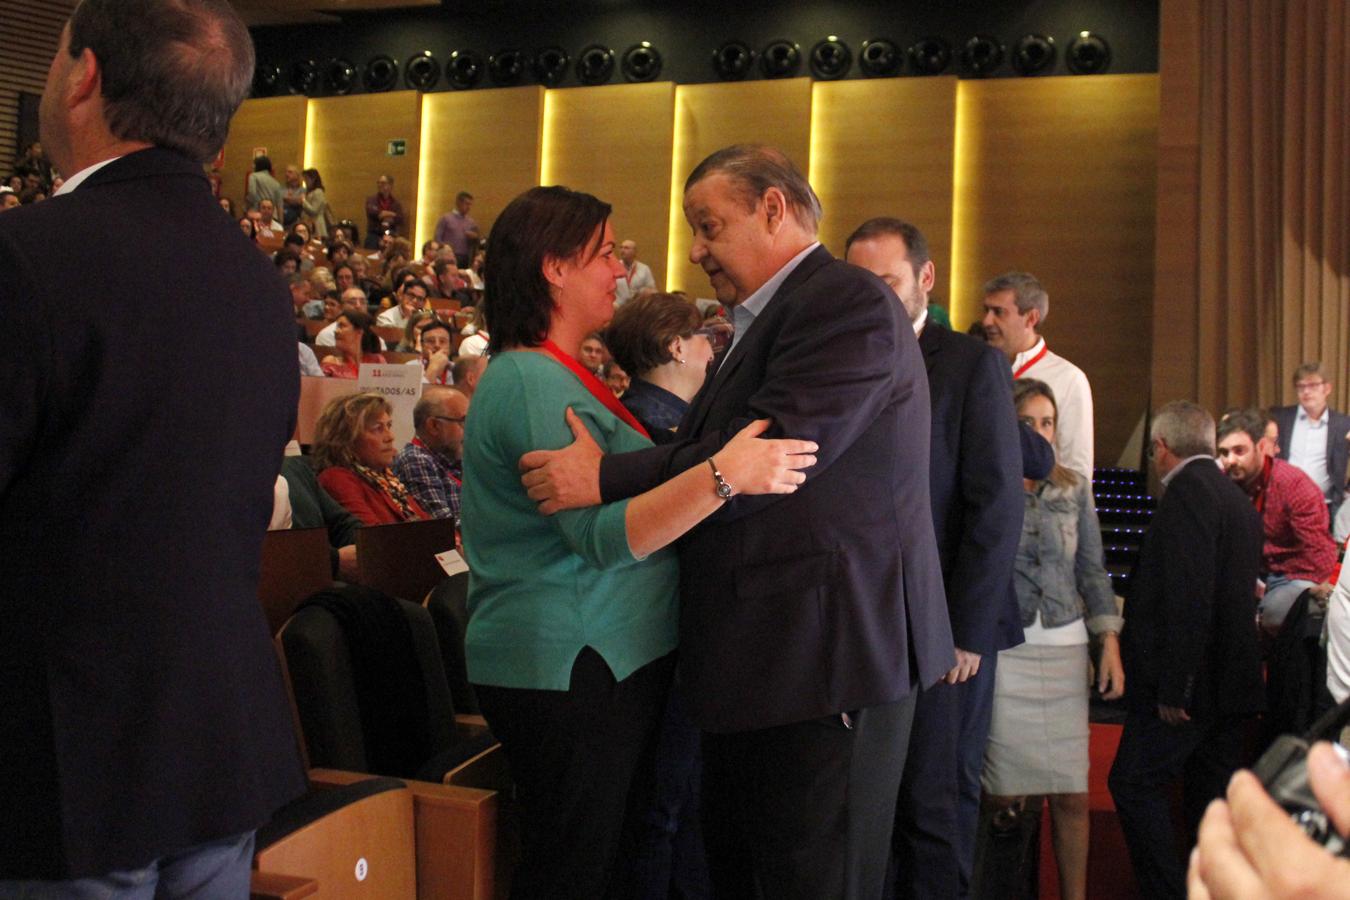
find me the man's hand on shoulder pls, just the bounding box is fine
[519,407,603,515]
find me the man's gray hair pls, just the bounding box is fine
[1151,401,1216,458]
[685,144,822,233]
[68,0,254,163]
[983,272,1049,323]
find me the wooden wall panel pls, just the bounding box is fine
[0,0,76,179]
[810,77,957,303]
[950,74,1159,466]
[415,86,543,252]
[665,78,813,296]
[219,95,306,211]
[308,91,421,242]
[542,82,675,290]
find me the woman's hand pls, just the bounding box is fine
[714,418,818,496]
[1096,632,1124,700]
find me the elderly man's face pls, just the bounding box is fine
[340,288,367,313]
[684,173,780,306]
[619,240,637,264]
[259,200,275,223]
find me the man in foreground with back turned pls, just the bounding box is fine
[0,0,306,893]
[519,144,954,899]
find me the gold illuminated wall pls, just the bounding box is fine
[542,83,675,288]
[222,73,1158,462]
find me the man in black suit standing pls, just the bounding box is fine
[0,0,305,893]
[1108,402,1265,899]
[1272,361,1350,523]
[845,218,1024,899]
[521,145,954,899]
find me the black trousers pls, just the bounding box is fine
[700,690,918,900]
[475,648,675,900]
[1107,710,1250,900]
[892,655,998,900]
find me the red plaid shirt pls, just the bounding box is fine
[1255,457,1338,582]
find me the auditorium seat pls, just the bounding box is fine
[356,517,459,605]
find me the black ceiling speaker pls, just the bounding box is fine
[858,39,902,77]
[253,63,281,97]
[712,41,755,81]
[809,37,852,80]
[446,50,484,90]
[405,51,440,91]
[363,55,399,92]
[488,49,527,86]
[1012,34,1056,75]
[908,37,952,75]
[1067,32,1111,74]
[622,42,662,82]
[960,34,1004,76]
[577,45,616,85]
[532,47,569,86]
[322,58,356,95]
[287,59,319,95]
[760,39,801,78]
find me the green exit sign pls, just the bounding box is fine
[387,139,407,157]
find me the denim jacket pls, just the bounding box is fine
[1014,475,1123,634]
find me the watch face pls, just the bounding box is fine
[716,482,733,499]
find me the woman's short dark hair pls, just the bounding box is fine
[604,293,704,378]
[483,186,612,354]
[303,167,324,190]
[339,309,381,354]
[69,0,254,163]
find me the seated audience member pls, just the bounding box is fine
[1188,741,1350,899]
[320,309,386,378]
[603,293,718,443]
[396,309,437,352]
[316,287,367,347]
[333,262,356,294]
[255,198,285,240]
[420,239,441,266]
[318,292,341,327]
[1217,407,1338,628]
[603,362,630,398]
[983,379,1124,900]
[280,454,361,581]
[219,196,235,217]
[237,215,256,242]
[579,331,608,375]
[376,271,427,329]
[451,354,487,399]
[308,266,335,298]
[409,321,454,385]
[433,257,471,302]
[288,273,323,320]
[312,392,429,525]
[274,248,301,277]
[458,306,490,357]
[379,238,413,285]
[1272,362,1350,524]
[467,249,486,291]
[393,387,468,520]
[297,342,323,377]
[327,239,352,270]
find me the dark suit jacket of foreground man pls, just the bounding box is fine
[600,245,954,733]
[0,148,307,877]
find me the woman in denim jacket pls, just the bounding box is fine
[981,378,1125,900]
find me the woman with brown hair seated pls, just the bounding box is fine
[311,392,429,525]
[320,308,386,378]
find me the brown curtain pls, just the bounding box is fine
[1153,0,1350,414]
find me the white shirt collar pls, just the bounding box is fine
[53,156,123,196]
[1011,336,1047,370]
[911,307,928,336]
[1298,406,1329,426]
[1161,454,1214,487]
[737,241,820,319]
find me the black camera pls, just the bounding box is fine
[1252,699,1350,855]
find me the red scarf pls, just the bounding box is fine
[541,339,650,439]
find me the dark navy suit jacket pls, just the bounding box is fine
[919,324,1025,654]
[600,246,954,733]
[0,149,306,877]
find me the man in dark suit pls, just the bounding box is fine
[846,218,1024,899]
[1272,361,1350,522]
[0,0,305,891]
[520,145,954,898]
[1108,401,1265,900]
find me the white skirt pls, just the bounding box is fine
[982,642,1091,795]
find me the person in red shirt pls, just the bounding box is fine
[311,392,429,525]
[1217,407,1337,629]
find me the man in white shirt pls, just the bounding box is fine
[613,239,656,307]
[375,273,427,329]
[982,271,1094,481]
[316,287,370,346]
[1272,361,1350,523]
[255,198,285,240]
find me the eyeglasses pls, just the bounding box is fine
[694,321,734,355]
[1295,381,1327,392]
[429,415,465,425]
